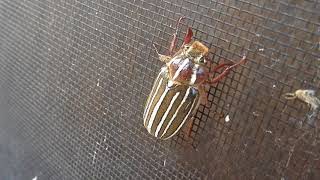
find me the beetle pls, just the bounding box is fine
[143,17,246,139]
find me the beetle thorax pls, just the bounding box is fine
[168,56,208,86]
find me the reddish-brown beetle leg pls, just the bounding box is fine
[211,62,233,73]
[186,85,206,138]
[198,85,208,105]
[169,17,186,55]
[208,55,246,84]
[168,33,178,55]
[186,117,195,138]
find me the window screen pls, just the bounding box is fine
[0,0,319,179]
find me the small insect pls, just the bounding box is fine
[284,89,320,125]
[284,89,320,112]
[143,17,246,139]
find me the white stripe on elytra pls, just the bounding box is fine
[154,92,180,137]
[167,56,181,66]
[190,64,199,85]
[143,68,166,125]
[143,78,162,120]
[164,92,200,139]
[147,87,169,132]
[167,80,174,88]
[161,87,191,138]
[172,58,189,81]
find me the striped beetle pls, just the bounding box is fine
[144,17,246,139]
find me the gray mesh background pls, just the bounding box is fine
[0,0,319,179]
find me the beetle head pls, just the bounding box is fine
[184,41,209,65]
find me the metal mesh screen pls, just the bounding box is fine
[0,0,319,179]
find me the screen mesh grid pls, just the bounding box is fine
[0,0,319,179]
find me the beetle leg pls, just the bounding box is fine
[186,117,195,138]
[153,44,172,63]
[198,85,208,105]
[207,55,246,84]
[168,17,188,55]
[186,85,206,138]
[210,62,234,73]
[168,33,178,56]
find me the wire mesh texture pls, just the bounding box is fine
[0,0,319,179]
